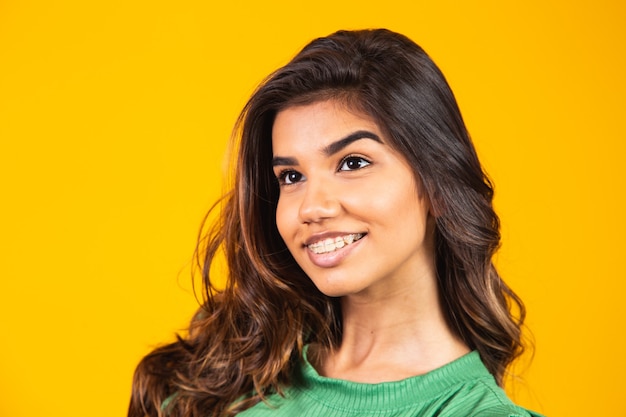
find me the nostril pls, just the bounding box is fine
[298,195,340,224]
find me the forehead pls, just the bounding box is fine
[271,100,383,153]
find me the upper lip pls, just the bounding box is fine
[303,231,365,247]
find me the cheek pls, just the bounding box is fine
[350,176,418,214]
[275,197,292,242]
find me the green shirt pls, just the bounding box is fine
[237,350,543,416]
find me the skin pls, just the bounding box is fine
[272,99,469,383]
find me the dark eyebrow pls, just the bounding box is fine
[322,130,382,156]
[271,156,297,167]
[271,130,382,167]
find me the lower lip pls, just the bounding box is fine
[306,236,365,268]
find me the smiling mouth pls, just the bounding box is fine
[307,233,365,254]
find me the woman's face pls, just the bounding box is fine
[271,99,436,300]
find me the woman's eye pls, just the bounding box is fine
[339,156,370,171]
[278,170,304,185]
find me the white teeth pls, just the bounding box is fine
[308,233,363,254]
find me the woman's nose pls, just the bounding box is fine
[298,180,341,224]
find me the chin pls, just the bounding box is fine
[317,288,347,298]
[311,281,360,298]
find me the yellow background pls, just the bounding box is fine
[1,1,624,416]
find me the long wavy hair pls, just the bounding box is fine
[129,28,527,417]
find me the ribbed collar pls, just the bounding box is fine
[294,347,493,412]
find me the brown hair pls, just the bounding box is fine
[129,28,527,417]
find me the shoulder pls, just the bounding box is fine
[442,378,543,417]
[468,403,545,417]
[435,371,545,417]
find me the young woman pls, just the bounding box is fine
[129,29,543,417]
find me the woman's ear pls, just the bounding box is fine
[428,192,444,218]
[418,177,443,219]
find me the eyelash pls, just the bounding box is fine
[276,169,303,186]
[276,155,371,186]
[339,155,371,171]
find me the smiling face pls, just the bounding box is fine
[272,100,436,299]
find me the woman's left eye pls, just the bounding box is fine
[339,156,371,171]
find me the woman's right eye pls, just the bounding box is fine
[278,170,304,185]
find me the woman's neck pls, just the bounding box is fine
[313,272,470,383]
